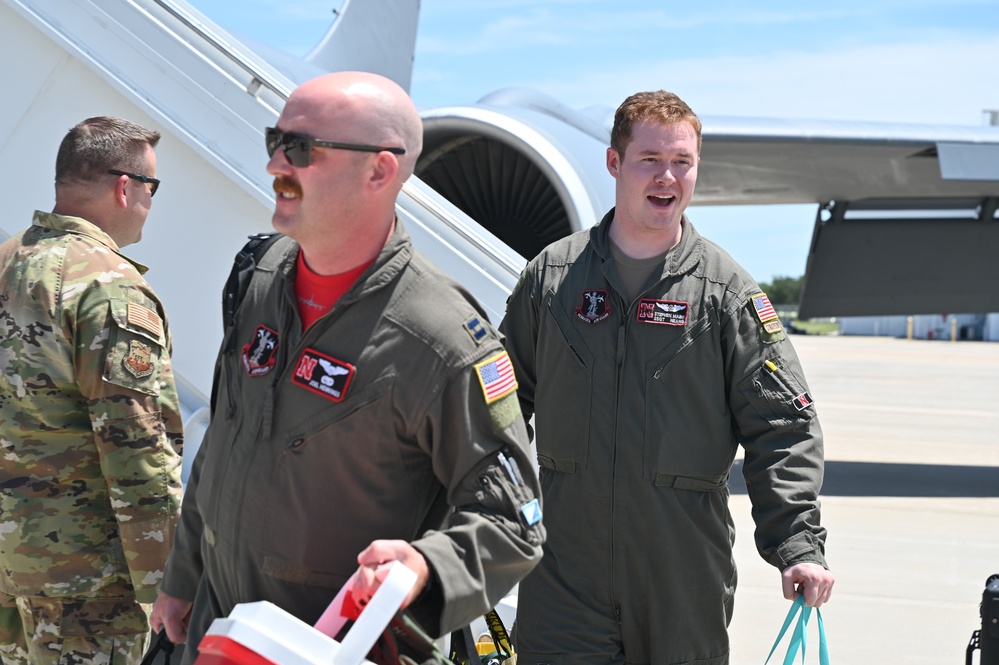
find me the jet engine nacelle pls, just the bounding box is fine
[417,87,616,259]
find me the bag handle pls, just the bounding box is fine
[449,608,515,665]
[448,624,480,664]
[139,629,174,665]
[764,595,830,665]
[313,561,418,665]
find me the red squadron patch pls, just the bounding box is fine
[291,348,355,402]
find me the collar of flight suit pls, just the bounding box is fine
[588,207,705,282]
[273,215,415,308]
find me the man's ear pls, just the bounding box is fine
[111,174,130,208]
[606,147,621,179]
[367,152,400,193]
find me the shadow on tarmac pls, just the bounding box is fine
[730,459,999,498]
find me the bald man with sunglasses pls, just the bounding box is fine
[151,72,544,664]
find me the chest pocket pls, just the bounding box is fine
[643,310,734,486]
[533,290,593,472]
[103,298,167,396]
[262,375,416,577]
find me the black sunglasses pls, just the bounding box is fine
[108,169,160,197]
[265,127,405,168]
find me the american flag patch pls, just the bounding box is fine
[751,293,778,323]
[474,352,518,404]
[127,302,163,338]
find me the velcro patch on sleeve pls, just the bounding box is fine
[127,302,163,338]
[750,292,785,342]
[793,392,814,411]
[474,351,518,404]
[463,315,488,345]
[750,292,779,323]
[520,498,543,526]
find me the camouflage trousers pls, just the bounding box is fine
[0,590,150,664]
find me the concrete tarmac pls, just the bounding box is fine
[728,334,999,665]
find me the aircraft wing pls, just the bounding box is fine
[695,118,999,318]
[696,116,999,205]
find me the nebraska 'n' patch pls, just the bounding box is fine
[291,348,355,402]
[636,299,688,326]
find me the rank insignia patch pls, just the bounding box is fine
[123,340,154,378]
[576,290,610,324]
[792,392,814,411]
[636,299,688,326]
[291,348,355,402]
[463,315,488,345]
[242,325,279,377]
[475,351,518,404]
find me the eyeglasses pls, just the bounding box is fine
[108,169,160,197]
[265,127,405,168]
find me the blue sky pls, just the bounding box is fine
[190,0,999,283]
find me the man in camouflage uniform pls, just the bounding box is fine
[0,116,183,664]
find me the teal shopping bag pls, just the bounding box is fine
[764,595,830,665]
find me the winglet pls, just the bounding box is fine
[304,0,420,92]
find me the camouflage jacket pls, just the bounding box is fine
[0,211,183,604]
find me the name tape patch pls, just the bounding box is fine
[636,299,688,326]
[291,348,355,402]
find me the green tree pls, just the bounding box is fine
[758,275,803,306]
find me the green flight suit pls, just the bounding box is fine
[501,211,827,665]
[161,222,544,665]
[0,211,183,664]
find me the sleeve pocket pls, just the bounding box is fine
[737,358,815,432]
[103,299,166,396]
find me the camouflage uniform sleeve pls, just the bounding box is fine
[70,276,183,604]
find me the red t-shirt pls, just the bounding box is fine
[294,251,374,329]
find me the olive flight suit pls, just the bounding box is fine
[501,211,827,665]
[162,222,544,664]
